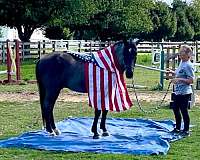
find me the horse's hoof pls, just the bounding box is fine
[53,129,61,135]
[49,131,56,136]
[102,131,109,137]
[93,134,100,139]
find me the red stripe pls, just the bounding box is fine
[114,94,120,112]
[105,47,126,111]
[120,74,133,107]
[97,51,110,71]
[93,65,98,110]
[108,72,113,111]
[100,68,105,111]
[84,63,89,93]
[84,63,92,106]
[104,48,115,70]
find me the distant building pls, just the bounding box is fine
[0,26,48,41]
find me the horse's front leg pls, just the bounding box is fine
[100,110,109,137]
[91,110,101,139]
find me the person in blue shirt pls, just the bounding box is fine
[167,45,195,137]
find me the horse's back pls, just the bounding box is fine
[36,52,87,93]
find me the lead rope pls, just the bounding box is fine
[131,78,172,114]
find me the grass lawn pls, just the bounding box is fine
[0,90,199,160]
[0,53,199,159]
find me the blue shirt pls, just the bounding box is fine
[174,60,195,95]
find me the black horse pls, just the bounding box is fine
[36,39,139,139]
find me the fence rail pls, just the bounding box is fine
[0,40,200,62]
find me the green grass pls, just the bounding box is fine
[0,54,200,159]
[0,90,199,159]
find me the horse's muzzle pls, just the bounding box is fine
[125,69,133,78]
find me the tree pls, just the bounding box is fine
[44,0,97,40]
[188,0,200,40]
[0,0,72,42]
[77,0,155,40]
[172,0,194,41]
[145,1,177,41]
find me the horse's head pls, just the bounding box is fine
[114,38,140,78]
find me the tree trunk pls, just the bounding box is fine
[16,25,35,42]
[16,25,36,55]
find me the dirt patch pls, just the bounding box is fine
[0,90,199,104]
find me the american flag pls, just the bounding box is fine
[85,46,133,112]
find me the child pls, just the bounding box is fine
[167,45,195,137]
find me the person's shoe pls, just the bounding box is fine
[180,130,190,137]
[170,128,180,134]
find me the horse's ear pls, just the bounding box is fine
[133,38,142,45]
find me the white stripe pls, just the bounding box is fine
[111,73,116,111]
[96,66,101,110]
[116,86,123,111]
[88,63,94,107]
[104,70,109,110]
[93,52,106,69]
[100,49,115,72]
[107,47,129,108]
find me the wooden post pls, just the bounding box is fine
[21,42,25,60]
[6,40,11,83]
[38,41,41,59]
[195,41,198,62]
[66,41,69,50]
[166,48,170,80]
[52,41,56,52]
[43,40,45,54]
[78,41,81,52]
[15,39,21,81]
[2,42,6,64]
[172,47,176,71]
[159,44,164,90]
[90,41,92,53]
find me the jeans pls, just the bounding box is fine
[172,94,191,131]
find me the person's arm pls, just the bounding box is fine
[171,77,193,85]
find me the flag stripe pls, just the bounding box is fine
[92,64,97,110]
[85,46,132,112]
[100,68,105,111]
[108,72,113,111]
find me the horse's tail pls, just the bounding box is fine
[35,60,46,129]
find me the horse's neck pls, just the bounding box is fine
[113,46,125,72]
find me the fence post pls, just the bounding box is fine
[38,41,41,59]
[66,41,69,50]
[21,42,25,60]
[15,39,21,81]
[52,41,56,52]
[2,42,6,63]
[90,41,92,53]
[165,48,170,80]
[195,41,198,62]
[172,47,176,71]
[78,41,81,52]
[6,40,11,83]
[160,44,164,90]
[43,40,45,54]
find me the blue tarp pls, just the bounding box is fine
[0,117,184,155]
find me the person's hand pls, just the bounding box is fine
[166,68,175,74]
[171,78,181,84]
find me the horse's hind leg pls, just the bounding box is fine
[91,110,101,139]
[50,109,61,135]
[100,110,109,136]
[45,90,60,135]
[43,89,61,135]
